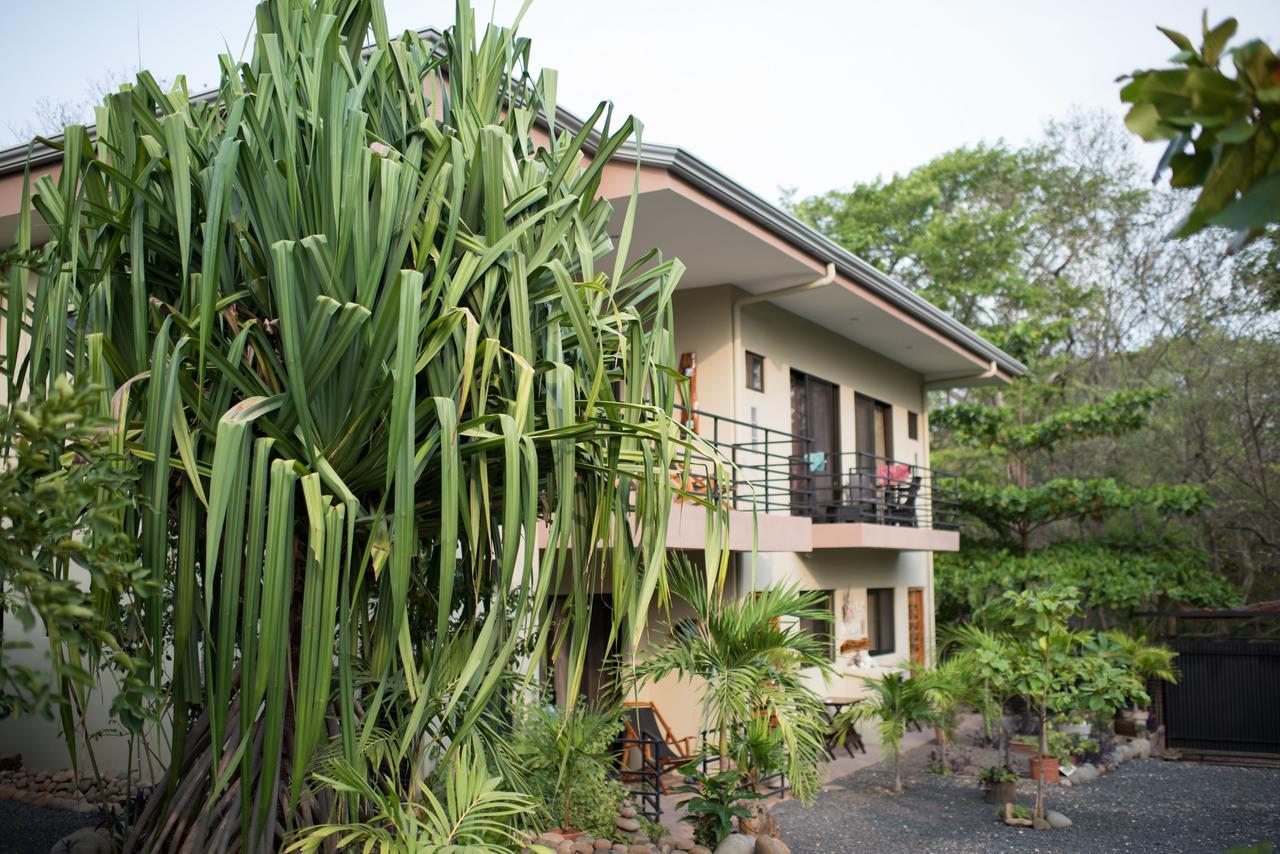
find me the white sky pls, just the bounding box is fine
[2,1,1277,201]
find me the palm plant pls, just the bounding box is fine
[635,557,833,802]
[915,657,974,773]
[837,671,938,793]
[8,0,727,849]
[287,741,532,853]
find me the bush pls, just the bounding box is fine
[507,699,628,837]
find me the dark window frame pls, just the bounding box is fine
[796,589,835,661]
[867,587,895,656]
[746,351,765,392]
[908,410,919,441]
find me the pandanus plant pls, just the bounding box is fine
[5,0,729,849]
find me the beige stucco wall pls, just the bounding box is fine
[672,285,929,467]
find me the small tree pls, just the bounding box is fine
[836,672,938,794]
[636,557,833,802]
[994,587,1145,826]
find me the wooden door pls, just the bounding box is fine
[854,394,893,466]
[790,370,840,518]
[907,587,926,667]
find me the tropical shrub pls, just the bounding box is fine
[636,556,832,802]
[288,741,532,854]
[507,699,628,837]
[674,761,760,849]
[835,671,939,794]
[7,0,722,848]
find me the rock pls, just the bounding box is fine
[1046,810,1072,829]
[556,843,573,854]
[0,753,21,772]
[49,827,112,854]
[615,818,641,833]
[674,840,695,852]
[1032,816,1052,831]
[51,770,74,784]
[754,837,790,854]
[713,834,755,854]
[542,833,566,845]
[627,846,652,854]
[595,840,614,851]
[611,846,627,853]
[619,805,638,818]
[572,842,595,854]
[689,848,711,854]
[1059,778,1072,787]
[1132,738,1151,759]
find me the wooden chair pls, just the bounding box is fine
[621,701,695,792]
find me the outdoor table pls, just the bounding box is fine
[822,697,866,757]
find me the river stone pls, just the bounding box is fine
[754,837,790,854]
[1132,738,1151,759]
[619,804,638,818]
[49,828,112,854]
[595,840,614,850]
[616,817,641,833]
[713,834,755,854]
[688,848,711,854]
[1046,810,1072,829]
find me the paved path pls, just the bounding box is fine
[774,755,1280,853]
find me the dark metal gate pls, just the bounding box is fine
[1163,638,1280,756]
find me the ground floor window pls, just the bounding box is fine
[867,587,895,655]
[797,589,835,660]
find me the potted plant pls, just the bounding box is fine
[978,765,1018,805]
[835,671,938,793]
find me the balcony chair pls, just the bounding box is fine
[886,476,922,527]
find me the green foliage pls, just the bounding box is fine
[934,389,1171,453]
[1044,730,1097,762]
[506,700,627,836]
[8,0,718,847]
[288,741,533,853]
[674,762,760,848]
[936,542,1239,627]
[1121,13,1280,247]
[977,764,1018,785]
[636,556,832,803]
[0,379,158,738]
[836,672,939,794]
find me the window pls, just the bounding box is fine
[797,590,835,660]
[908,411,919,441]
[867,588,895,655]
[746,351,765,392]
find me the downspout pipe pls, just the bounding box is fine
[731,262,837,423]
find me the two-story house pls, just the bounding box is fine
[0,51,1023,771]
[544,137,1025,742]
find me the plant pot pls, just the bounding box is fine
[1029,756,1059,784]
[982,780,1017,804]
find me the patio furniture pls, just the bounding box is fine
[822,697,866,757]
[621,701,695,793]
[886,475,921,527]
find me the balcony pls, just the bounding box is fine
[671,408,961,552]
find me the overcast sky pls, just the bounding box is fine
[3,1,1277,201]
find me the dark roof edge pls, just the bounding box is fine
[0,27,1024,379]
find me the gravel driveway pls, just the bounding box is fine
[0,799,95,854]
[774,757,1280,853]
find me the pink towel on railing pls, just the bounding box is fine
[875,463,911,486]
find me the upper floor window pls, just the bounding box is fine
[908,410,919,441]
[746,351,765,392]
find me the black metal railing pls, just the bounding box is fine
[672,406,808,514]
[609,734,663,821]
[671,407,960,530]
[802,451,961,530]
